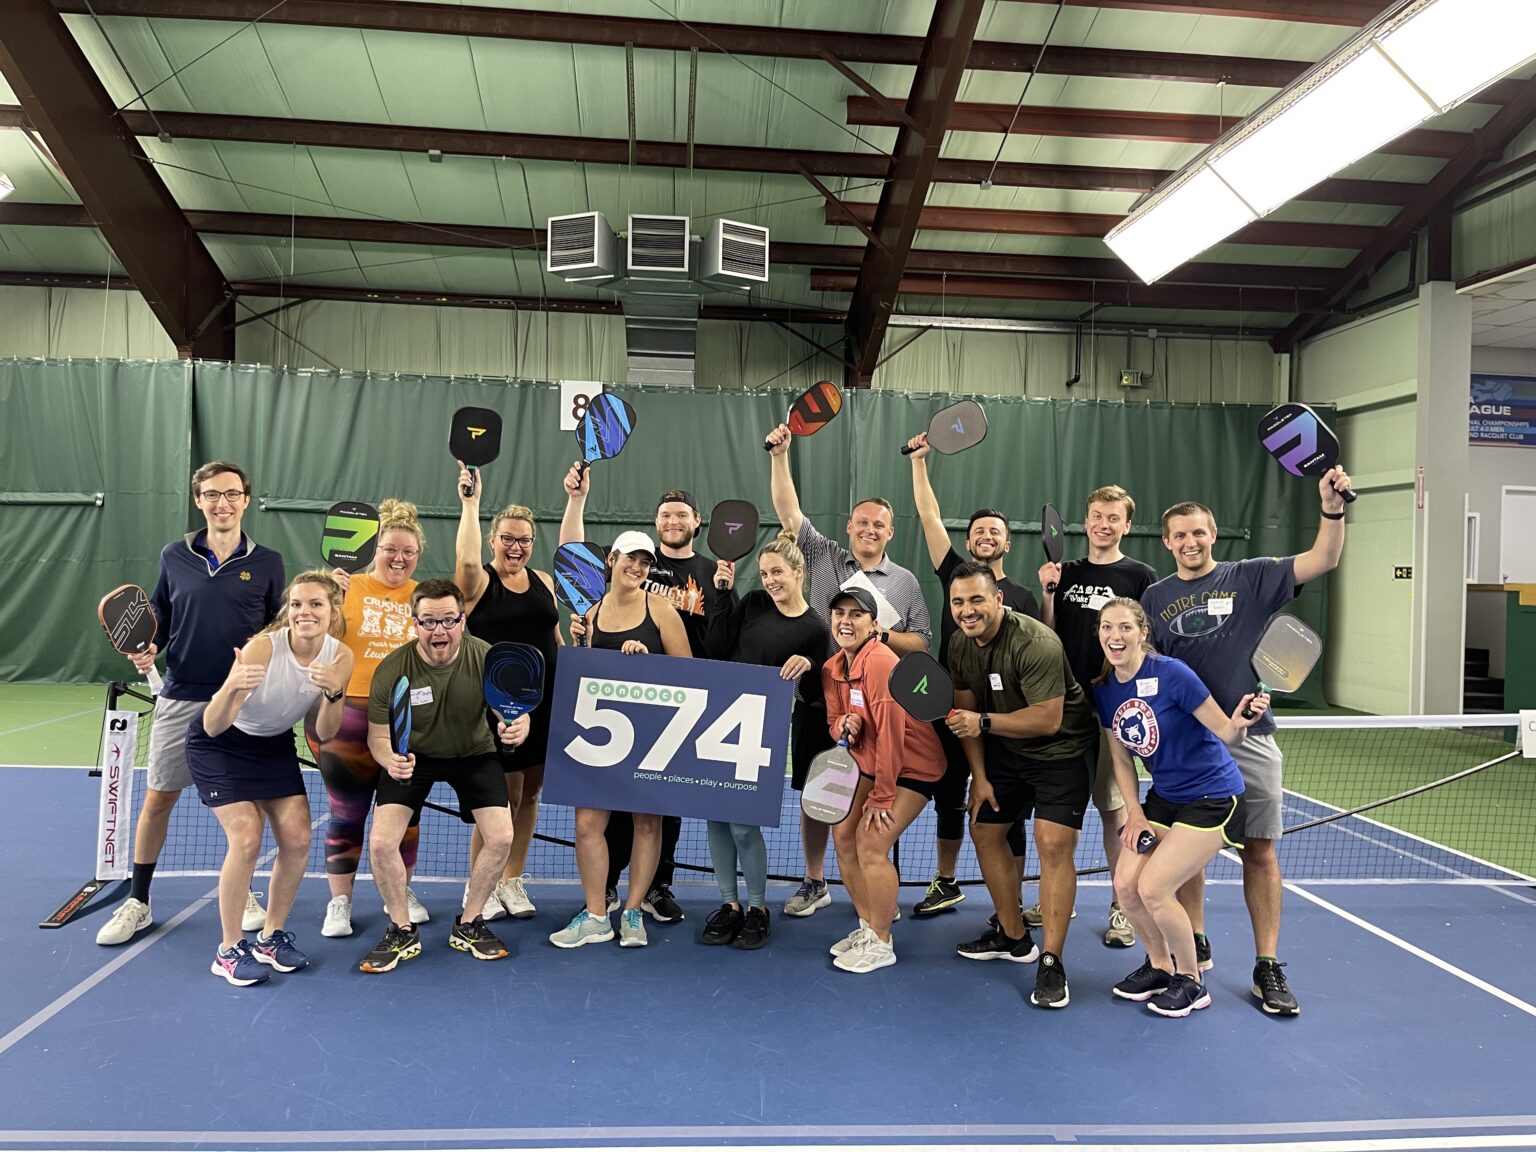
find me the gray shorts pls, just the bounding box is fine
[145,696,206,792]
[1229,732,1284,841]
[1088,728,1124,816]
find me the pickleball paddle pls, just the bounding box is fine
[889,651,955,725]
[900,400,988,456]
[1240,613,1323,719]
[763,380,843,451]
[98,584,163,695]
[575,393,637,478]
[707,499,760,590]
[320,500,380,573]
[552,541,608,618]
[1257,402,1356,503]
[801,728,859,825]
[483,641,545,723]
[388,674,412,757]
[451,406,503,498]
[1041,504,1066,594]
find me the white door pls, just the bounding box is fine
[1499,486,1536,582]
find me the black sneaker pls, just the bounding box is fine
[1194,932,1214,972]
[700,904,744,945]
[986,901,1026,934]
[956,925,1039,963]
[913,874,964,917]
[642,885,684,923]
[1148,972,1212,1017]
[449,915,508,961]
[733,906,771,951]
[1112,956,1173,1002]
[605,887,619,914]
[1252,959,1300,1015]
[358,922,421,973]
[1030,952,1070,1008]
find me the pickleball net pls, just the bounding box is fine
[65,685,1536,905]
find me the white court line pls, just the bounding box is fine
[0,708,98,739]
[1287,882,1536,1020]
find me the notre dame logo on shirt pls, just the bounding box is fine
[239,571,251,581]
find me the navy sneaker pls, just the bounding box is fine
[252,928,308,973]
[212,940,270,986]
[1113,956,1173,1002]
[1148,973,1212,1017]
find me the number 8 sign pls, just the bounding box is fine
[560,380,602,431]
[543,647,794,826]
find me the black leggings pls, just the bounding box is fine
[605,812,682,890]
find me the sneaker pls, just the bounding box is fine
[321,895,353,938]
[700,904,744,946]
[96,897,152,946]
[1112,955,1173,1002]
[618,907,648,947]
[1030,952,1070,1008]
[642,885,684,923]
[211,940,270,986]
[358,923,421,973]
[1195,932,1214,972]
[549,909,615,949]
[605,887,620,914]
[956,926,1039,963]
[830,923,873,957]
[1148,972,1212,1017]
[1103,902,1136,948]
[835,934,896,973]
[242,890,267,933]
[734,906,771,951]
[1252,959,1300,1015]
[449,915,508,961]
[252,928,309,972]
[469,883,506,922]
[913,874,965,917]
[1022,901,1075,929]
[497,875,536,919]
[783,878,831,917]
[407,886,431,925]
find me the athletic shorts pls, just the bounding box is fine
[973,743,1091,831]
[1142,788,1246,850]
[1087,727,1125,815]
[490,704,550,774]
[791,699,834,791]
[934,726,1026,853]
[184,715,305,809]
[375,753,508,821]
[145,696,207,792]
[858,771,940,801]
[1228,733,1283,841]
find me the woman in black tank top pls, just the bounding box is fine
[554,532,690,949]
[454,467,563,923]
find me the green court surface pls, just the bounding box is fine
[0,683,118,767]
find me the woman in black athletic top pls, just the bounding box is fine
[455,463,563,923]
[552,531,690,950]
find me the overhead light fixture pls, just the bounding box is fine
[1107,0,1536,284]
[0,172,13,202]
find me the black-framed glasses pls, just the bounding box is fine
[496,535,534,548]
[414,614,464,632]
[198,489,247,503]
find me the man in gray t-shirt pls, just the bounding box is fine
[1141,468,1350,1017]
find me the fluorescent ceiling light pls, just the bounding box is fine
[1378,0,1536,110]
[0,172,13,202]
[1105,167,1255,284]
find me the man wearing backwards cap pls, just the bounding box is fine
[560,472,714,924]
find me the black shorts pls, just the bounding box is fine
[858,771,940,801]
[1142,788,1246,849]
[488,706,551,774]
[974,743,1091,831]
[791,699,834,791]
[375,753,508,821]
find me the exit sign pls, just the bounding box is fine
[1394,566,1413,579]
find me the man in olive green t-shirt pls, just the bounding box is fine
[362,578,528,972]
[943,563,1096,1010]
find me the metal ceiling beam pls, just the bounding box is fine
[1272,77,1536,352]
[849,97,1468,160]
[843,0,984,389]
[832,201,1381,248]
[999,0,1389,25]
[0,1,233,356]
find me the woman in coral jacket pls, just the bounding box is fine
[821,586,944,974]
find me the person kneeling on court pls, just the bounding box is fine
[361,578,529,973]
[186,570,353,986]
[1094,598,1266,1017]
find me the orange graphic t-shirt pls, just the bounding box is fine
[341,573,417,699]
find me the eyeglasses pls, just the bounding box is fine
[414,614,464,631]
[496,535,534,548]
[378,546,420,559]
[198,489,246,504]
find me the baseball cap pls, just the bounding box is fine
[657,489,698,514]
[610,530,658,558]
[828,586,879,616]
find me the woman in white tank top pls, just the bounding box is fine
[186,570,353,986]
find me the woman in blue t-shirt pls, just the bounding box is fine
[1092,597,1269,1018]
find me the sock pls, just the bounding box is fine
[1257,954,1280,965]
[129,861,156,904]
[938,874,955,884]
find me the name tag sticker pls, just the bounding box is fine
[1135,678,1159,698]
[410,685,434,706]
[1208,596,1233,617]
[1087,594,1109,611]
[849,688,865,708]
[989,673,1004,691]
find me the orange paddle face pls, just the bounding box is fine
[787,381,842,437]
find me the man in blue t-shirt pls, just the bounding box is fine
[96,461,286,947]
[1139,466,1350,1015]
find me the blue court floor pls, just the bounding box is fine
[3,765,1536,1151]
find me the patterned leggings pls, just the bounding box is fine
[304,700,420,875]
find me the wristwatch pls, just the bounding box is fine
[980,712,991,733]
[322,688,344,703]
[880,630,890,644]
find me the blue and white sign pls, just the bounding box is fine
[544,647,793,825]
[1470,374,1536,447]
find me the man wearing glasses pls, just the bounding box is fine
[97,461,287,947]
[361,578,529,972]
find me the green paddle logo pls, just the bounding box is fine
[914,675,929,694]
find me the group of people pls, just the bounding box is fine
[93,417,1351,1017]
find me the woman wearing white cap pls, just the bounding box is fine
[553,530,692,950]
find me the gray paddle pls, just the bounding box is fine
[801,722,859,825]
[900,400,988,455]
[1241,613,1323,718]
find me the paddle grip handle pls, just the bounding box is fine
[1045,580,1058,595]
[459,466,477,500]
[146,664,163,696]
[1338,483,1357,504]
[1240,681,1268,720]
[899,443,917,456]
[1136,830,1157,854]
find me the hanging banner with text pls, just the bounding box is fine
[1470,374,1536,447]
[544,647,793,825]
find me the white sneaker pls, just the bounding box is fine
[465,882,506,922]
[496,875,536,919]
[322,895,353,938]
[836,935,896,973]
[96,897,152,946]
[242,890,267,933]
[829,921,872,957]
[406,887,430,924]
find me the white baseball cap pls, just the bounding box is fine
[610,530,657,559]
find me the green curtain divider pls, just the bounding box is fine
[0,492,104,505]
